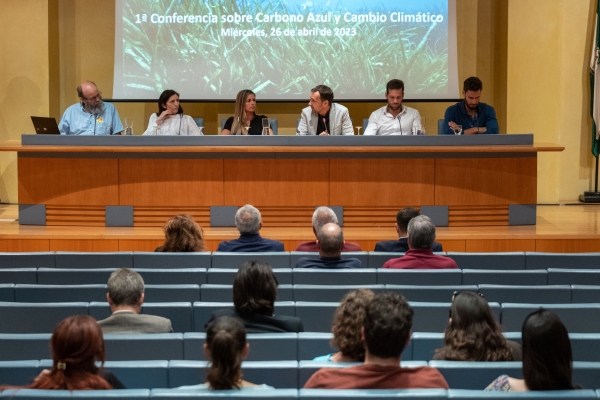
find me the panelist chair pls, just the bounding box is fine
[438,118,444,135]
[192,118,204,127]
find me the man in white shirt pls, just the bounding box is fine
[364,79,422,136]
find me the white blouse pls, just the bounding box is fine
[142,113,203,136]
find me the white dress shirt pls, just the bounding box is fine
[142,113,204,135]
[363,105,422,135]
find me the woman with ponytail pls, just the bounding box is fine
[177,316,272,390]
[0,315,124,390]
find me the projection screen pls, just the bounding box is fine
[114,0,458,101]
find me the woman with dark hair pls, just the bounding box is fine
[177,316,272,390]
[433,291,520,361]
[207,260,303,332]
[0,315,124,390]
[486,309,577,391]
[220,89,272,135]
[143,89,203,135]
[314,289,375,362]
[155,214,205,252]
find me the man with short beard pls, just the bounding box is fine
[442,76,498,135]
[364,79,422,136]
[59,81,123,135]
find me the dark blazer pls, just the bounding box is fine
[207,308,304,333]
[97,311,173,334]
[374,238,443,252]
[294,256,363,269]
[217,233,285,252]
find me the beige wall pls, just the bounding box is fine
[0,0,596,203]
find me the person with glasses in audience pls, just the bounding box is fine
[434,291,521,361]
[486,309,578,391]
[177,316,273,390]
[58,81,123,135]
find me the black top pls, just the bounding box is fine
[207,308,304,333]
[316,110,331,135]
[224,114,268,135]
[294,256,363,269]
[374,238,443,252]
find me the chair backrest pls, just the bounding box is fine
[193,117,204,127]
[293,269,377,285]
[206,268,292,285]
[151,388,298,398]
[145,285,201,303]
[0,360,39,386]
[54,252,133,269]
[133,252,211,269]
[0,301,88,333]
[362,118,368,133]
[572,285,600,303]
[447,389,597,399]
[501,303,600,333]
[300,388,448,399]
[37,268,116,285]
[478,284,572,304]
[0,389,151,399]
[297,332,335,361]
[0,252,55,269]
[211,252,291,269]
[368,252,406,269]
[526,252,600,270]
[14,284,107,303]
[0,284,14,301]
[0,268,37,284]
[571,334,600,362]
[295,302,338,332]
[292,284,385,302]
[103,360,169,389]
[377,269,462,285]
[200,284,293,302]
[438,119,444,135]
[192,301,296,331]
[386,285,477,303]
[462,269,547,285]
[290,252,368,268]
[0,334,51,361]
[136,268,207,285]
[104,333,184,361]
[548,269,600,285]
[446,252,526,270]
[429,360,522,389]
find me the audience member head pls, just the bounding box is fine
[157,89,183,116]
[311,206,339,237]
[363,292,413,360]
[309,84,334,115]
[331,289,375,362]
[235,204,262,235]
[231,89,257,135]
[159,214,204,252]
[436,291,513,361]
[233,260,278,317]
[22,315,112,390]
[316,222,344,257]
[395,207,420,236]
[106,268,145,312]
[77,81,104,115]
[522,309,574,391]
[204,316,248,390]
[407,215,436,249]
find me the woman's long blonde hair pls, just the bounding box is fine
[231,89,256,135]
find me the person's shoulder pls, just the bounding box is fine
[62,103,81,115]
[343,242,362,251]
[343,258,363,268]
[407,366,449,389]
[333,103,349,112]
[382,256,404,269]
[369,105,387,116]
[102,102,117,111]
[301,105,312,114]
[271,314,304,332]
[374,240,399,252]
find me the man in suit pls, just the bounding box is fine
[97,268,173,334]
[217,204,285,252]
[296,206,361,251]
[297,84,353,135]
[375,207,443,252]
[295,223,363,269]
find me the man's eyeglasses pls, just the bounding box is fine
[81,91,102,101]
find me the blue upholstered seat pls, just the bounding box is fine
[377,269,462,285]
[103,333,184,361]
[0,389,150,399]
[206,268,292,285]
[0,252,55,269]
[446,252,526,270]
[501,303,600,333]
[0,283,14,301]
[300,388,447,399]
[0,268,37,284]
[448,389,597,399]
[548,269,600,285]
[151,388,297,399]
[200,284,292,302]
[54,251,133,269]
[478,284,572,304]
[293,269,377,285]
[462,269,547,286]
[0,301,88,333]
[145,285,201,303]
[14,284,107,303]
[385,285,477,303]
[211,252,290,269]
[133,252,211,269]
[292,284,385,302]
[526,252,600,270]
[429,361,522,389]
[0,360,39,386]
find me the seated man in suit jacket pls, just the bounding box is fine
[295,223,363,269]
[375,207,443,252]
[217,204,285,252]
[296,84,354,136]
[296,206,361,252]
[97,268,173,334]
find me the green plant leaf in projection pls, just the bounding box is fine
[120,0,449,97]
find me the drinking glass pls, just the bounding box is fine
[262,118,270,135]
[418,117,426,135]
[198,126,204,135]
[124,118,134,135]
[355,126,362,135]
[453,125,463,135]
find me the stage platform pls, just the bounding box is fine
[0,204,598,253]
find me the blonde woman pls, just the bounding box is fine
[220,89,272,135]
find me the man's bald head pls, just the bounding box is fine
[317,222,344,257]
[77,81,99,99]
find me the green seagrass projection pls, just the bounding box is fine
[118,0,450,100]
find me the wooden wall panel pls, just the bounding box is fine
[0,239,50,252]
[133,207,211,227]
[435,157,537,205]
[330,159,435,206]
[437,240,466,252]
[119,159,224,206]
[223,159,329,206]
[46,205,105,226]
[49,240,119,252]
[18,158,119,205]
[119,240,164,252]
[465,239,536,252]
[448,206,509,227]
[535,239,600,253]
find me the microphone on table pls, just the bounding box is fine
[397,114,402,135]
[323,118,329,135]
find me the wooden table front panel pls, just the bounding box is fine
[18,158,119,205]
[223,159,329,206]
[329,159,435,206]
[119,159,224,206]
[434,157,537,205]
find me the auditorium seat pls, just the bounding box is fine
[295,302,338,332]
[36,268,208,285]
[300,388,447,399]
[54,251,133,269]
[292,284,385,302]
[548,269,600,285]
[135,269,207,285]
[410,302,498,333]
[0,360,39,386]
[133,252,211,269]
[145,285,201,303]
[151,388,297,398]
[193,117,204,127]
[0,284,14,301]
[14,284,106,303]
[429,360,522,389]
[192,301,296,331]
[168,360,298,388]
[478,284,572,304]
[200,284,292,302]
[367,252,407,269]
[438,118,444,135]
[206,268,292,284]
[0,268,37,284]
[293,269,377,285]
[377,269,462,286]
[290,252,369,268]
[526,252,600,270]
[446,252,526,270]
[0,334,51,361]
[0,389,150,399]
[572,361,600,390]
[447,389,597,399]
[89,302,193,333]
[571,286,600,303]
[211,252,290,269]
[104,333,184,361]
[0,302,88,334]
[297,332,335,361]
[411,332,521,361]
[0,252,54,269]
[462,269,547,285]
[385,285,477,303]
[571,334,600,362]
[501,303,600,333]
